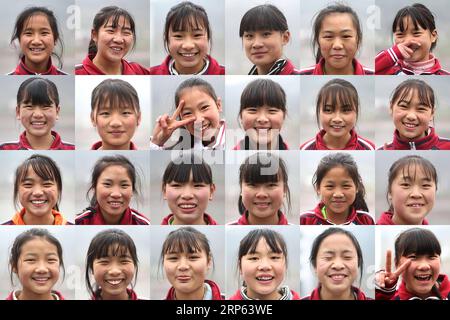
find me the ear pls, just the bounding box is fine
[16,106,20,120]
[389,104,394,117]
[55,106,61,120]
[216,97,223,113]
[137,112,142,127]
[162,185,167,200]
[431,29,438,44]
[91,29,98,43]
[209,183,216,201]
[207,255,213,270]
[281,30,291,46]
[90,112,96,127]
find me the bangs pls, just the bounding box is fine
[91,80,140,114]
[238,229,287,262]
[240,79,286,111]
[399,158,436,184]
[18,79,58,106]
[102,11,135,32]
[18,158,59,184]
[239,5,288,36]
[239,153,286,184]
[240,162,282,184]
[395,228,441,263]
[163,162,212,185]
[89,233,137,261]
[162,230,205,255]
[394,84,434,109]
[393,8,431,33]
[169,12,207,33]
[318,83,358,112]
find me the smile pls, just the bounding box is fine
[403,122,418,128]
[329,274,348,281]
[256,275,274,282]
[108,201,123,208]
[110,46,123,52]
[32,276,50,283]
[414,274,432,281]
[178,203,197,209]
[407,203,425,207]
[29,48,45,52]
[106,279,124,286]
[179,52,199,57]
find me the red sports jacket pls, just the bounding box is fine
[8,57,67,75]
[379,127,450,150]
[302,286,371,300]
[300,129,375,150]
[300,203,374,225]
[227,211,289,225]
[150,55,225,75]
[75,205,150,225]
[299,58,373,75]
[75,54,150,75]
[165,280,224,300]
[376,211,429,225]
[0,131,74,150]
[161,212,218,225]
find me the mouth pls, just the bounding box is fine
[406,203,425,208]
[178,203,197,213]
[402,122,419,130]
[32,276,51,284]
[176,275,191,282]
[254,201,270,209]
[29,47,45,53]
[414,274,432,282]
[256,275,274,283]
[105,279,125,286]
[109,46,124,53]
[251,51,268,56]
[30,121,47,128]
[30,199,48,207]
[330,54,346,59]
[108,131,126,137]
[107,201,123,209]
[330,124,345,131]
[328,274,348,282]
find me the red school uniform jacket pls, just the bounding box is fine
[379,127,450,150]
[300,129,375,150]
[6,290,65,300]
[75,205,150,225]
[302,286,371,300]
[8,57,68,75]
[0,131,74,150]
[229,286,300,300]
[75,54,150,75]
[375,45,450,75]
[233,135,289,150]
[90,141,138,150]
[299,58,373,75]
[2,208,72,225]
[376,211,429,225]
[165,280,224,300]
[161,212,218,225]
[300,203,375,225]
[376,274,450,300]
[248,59,300,75]
[227,211,290,225]
[92,288,141,300]
[149,55,225,75]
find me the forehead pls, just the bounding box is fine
[318,234,356,252]
[103,15,131,28]
[20,238,58,254]
[321,13,355,31]
[322,166,354,181]
[394,163,432,181]
[24,14,51,29]
[396,16,425,31]
[99,165,131,180]
[179,88,214,104]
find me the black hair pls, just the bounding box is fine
[86,155,141,208]
[17,77,60,107]
[315,78,359,128]
[394,228,441,266]
[11,6,64,68]
[392,3,437,51]
[14,154,62,212]
[309,227,364,283]
[386,155,437,212]
[238,152,291,216]
[89,6,136,56]
[174,77,218,108]
[239,78,287,114]
[85,229,139,299]
[311,3,362,63]
[390,79,435,112]
[164,1,211,53]
[313,152,368,212]
[239,4,288,37]
[9,228,65,284]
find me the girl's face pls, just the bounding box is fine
[18,167,58,219]
[14,238,60,300]
[390,89,434,141]
[95,165,133,224]
[240,106,285,149]
[179,87,222,142]
[398,253,440,299]
[163,249,211,299]
[168,23,210,74]
[243,30,290,74]
[317,166,357,220]
[16,101,60,139]
[314,233,359,299]
[241,176,285,224]
[319,99,356,141]
[240,237,286,300]
[318,13,358,73]
[163,172,215,225]
[92,104,141,150]
[19,14,55,71]
[394,16,437,63]
[92,246,135,300]
[92,16,134,63]
[389,165,436,225]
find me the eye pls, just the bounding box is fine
[268,108,281,114]
[322,107,333,113]
[22,183,33,188]
[194,183,206,188]
[407,254,417,260]
[24,258,36,263]
[263,31,272,37]
[48,258,59,263]
[43,182,55,188]
[244,108,257,114]
[400,183,411,188]
[244,33,254,39]
[169,182,181,188]
[200,105,210,111]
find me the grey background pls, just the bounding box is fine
[75,75,151,150]
[375,151,450,225]
[225,75,300,149]
[149,150,225,225]
[225,0,301,75]
[299,0,375,70]
[299,225,375,299]
[299,75,375,147]
[150,0,224,69]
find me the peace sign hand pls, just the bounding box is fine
[375,250,411,289]
[151,100,196,147]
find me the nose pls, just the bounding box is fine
[331,258,345,270]
[255,186,269,198]
[256,111,269,124]
[107,262,122,275]
[109,113,123,127]
[332,38,344,50]
[416,259,431,271]
[332,188,344,198]
[331,112,344,123]
[110,186,122,198]
[112,31,124,43]
[181,36,195,50]
[251,35,264,48]
[31,185,44,196]
[257,257,272,271]
[180,186,194,199]
[405,111,418,121]
[177,257,190,271]
[409,185,423,198]
[35,260,49,273]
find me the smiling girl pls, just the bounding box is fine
[300,153,374,225]
[300,79,374,150]
[161,227,224,300]
[90,79,141,150]
[380,79,450,150]
[7,228,65,300]
[378,155,437,225]
[300,3,372,75]
[75,155,149,225]
[230,228,299,300]
[75,6,149,75]
[85,229,141,300]
[9,7,66,75]
[375,3,449,75]
[150,1,224,75]
[302,227,370,300]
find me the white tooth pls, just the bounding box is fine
[31,200,46,204]
[180,204,196,208]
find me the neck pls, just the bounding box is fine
[101,289,129,300]
[320,286,354,300]
[92,55,122,75]
[325,207,350,225]
[256,63,272,75]
[174,60,205,75]
[18,289,54,301]
[174,284,205,300]
[26,132,54,150]
[246,287,281,300]
[100,141,131,150]
[173,214,206,225]
[24,57,49,74]
[100,208,124,225]
[23,210,55,225]
[247,211,279,225]
[323,61,354,75]
[323,132,351,149]
[392,213,421,225]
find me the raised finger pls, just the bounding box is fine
[393,259,411,279]
[168,115,196,130]
[385,250,392,274]
[171,100,185,121]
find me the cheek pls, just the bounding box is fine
[241,115,254,129]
